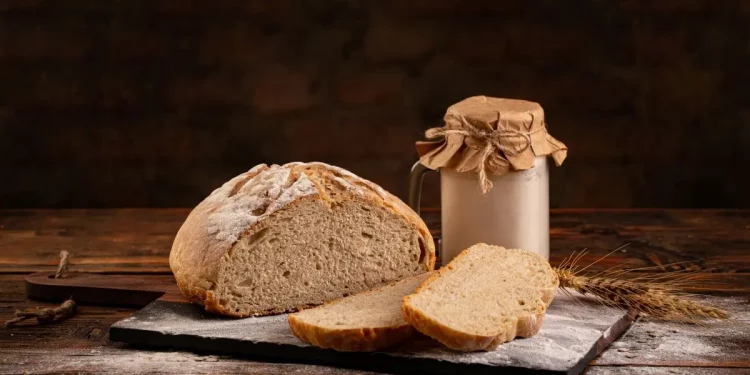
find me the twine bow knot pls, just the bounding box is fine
[424,114,545,194]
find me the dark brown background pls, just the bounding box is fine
[1,0,749,209]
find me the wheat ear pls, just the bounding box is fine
[554,267,730,321]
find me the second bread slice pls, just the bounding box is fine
[402,244,559,351]
[288,272,431,352]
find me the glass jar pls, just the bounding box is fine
[409,156,549,264]
[411,96,566,264]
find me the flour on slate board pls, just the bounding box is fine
[389,292,623,371]
[113,290,630,373]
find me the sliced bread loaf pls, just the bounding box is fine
[288,272,432,352]
[402,244,558,351]
[170,162,435,317]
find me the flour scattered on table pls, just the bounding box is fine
[598,295,750,365]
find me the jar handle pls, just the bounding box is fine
[408,161,433,216]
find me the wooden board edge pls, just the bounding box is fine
[568,312,637,375]
[25,271,166,307]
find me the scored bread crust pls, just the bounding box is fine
[170,162,436,317]
[401,247,558,351]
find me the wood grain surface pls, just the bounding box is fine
[1,209,749,374]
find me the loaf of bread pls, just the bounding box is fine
[288,272,431,352]
[169,162,435,317]
[402,244,558,351]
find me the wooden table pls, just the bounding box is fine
[1,209,748,374]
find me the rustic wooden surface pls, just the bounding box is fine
[1,209,749,374]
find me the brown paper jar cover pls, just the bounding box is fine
[416,96,567,192]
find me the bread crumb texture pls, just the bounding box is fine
[288,272,432,351]
[403,244,558,351]
[170,162,435,317]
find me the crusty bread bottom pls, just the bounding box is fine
[402,244,558,351]
[288,273,431,352]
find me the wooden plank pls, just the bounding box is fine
[2,273,749,373]
[2,209,749,275]
[0,209,187,273]
[0,274,372,375]
[0,351,379,375]
[586,367,750,375]
[0,274,26,302]
[1,275,624,375]
[0,348,379,375]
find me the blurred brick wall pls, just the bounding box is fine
[1,0,749,208]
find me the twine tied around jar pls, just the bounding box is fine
[424,115,548,194]
[416,96,568,194]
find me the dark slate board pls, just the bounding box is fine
[110,291,633,375]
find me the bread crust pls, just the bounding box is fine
[288,314,415,352]
[170,162,436,317]
[402,246,558,351]
[287,272,432,352]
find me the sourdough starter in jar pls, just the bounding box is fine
[440,156,549,263]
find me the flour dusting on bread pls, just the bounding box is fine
[204,165,317,246]
[169,162,436,317]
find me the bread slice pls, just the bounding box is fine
[169,162,435,317]
[402,244,558,351]
[288,272,432,352]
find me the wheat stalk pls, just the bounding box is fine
[554,256,730,321]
